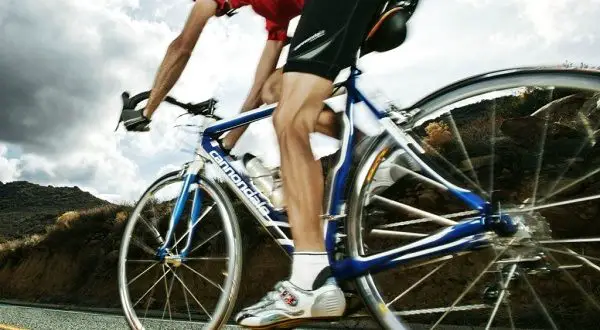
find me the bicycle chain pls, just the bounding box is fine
[393,304,490,316]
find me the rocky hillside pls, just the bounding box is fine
[0,181,112,242]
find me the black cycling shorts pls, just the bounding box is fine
[283,0,385,81]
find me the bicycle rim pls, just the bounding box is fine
[118,171,241,329]
[347,69,600,329]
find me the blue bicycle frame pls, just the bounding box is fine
[156,66,518,281]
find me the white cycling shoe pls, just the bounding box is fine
[235,277,346,329]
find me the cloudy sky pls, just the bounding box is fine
[1,0,599,203]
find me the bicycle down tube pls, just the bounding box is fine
[159,66,517,282]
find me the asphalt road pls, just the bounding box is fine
[0,303,361,330]
[0,303,256,330]
[0,303,523,330]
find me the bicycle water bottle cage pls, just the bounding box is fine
[361,0,419,56]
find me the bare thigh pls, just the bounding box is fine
[262,68,339,137]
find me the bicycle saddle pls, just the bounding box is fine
[361,0,419,56]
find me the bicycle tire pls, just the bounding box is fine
[345,67,600,329]
[118,170,242,329]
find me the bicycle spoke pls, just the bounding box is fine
[181,263,223,292]
[190,230,222,254]
[543,249,600,311]
[431,238,515,329]
[181,270,192,322]
[169,266,212,319]
[127,259,158,263]
[161,264,176,320]
[543,112,600,198]
[143,266,160,319]
[184,256,229,261]
[418,138,487,197]
[133,266,172,308]
[139,214,164,245]
[564,248,600,273]
[485,263,517,329]
[173,203,216,249]
[540,166,600,203]
[173,233,181,255]
[127,261,159,286]
[447,113,482,190]
[146,197,162,234]
[537,246,600,263]
[507,193,600,214]
[131,236,157,256]
[387,261,447,307]
[376,210,478,229]
[371,195,457,226]
[506,300,515,330]
[521,272,558,330]
[488,101,497,197]
[383,164,448,191]
[539,238,600,245]
[530,113,550,213]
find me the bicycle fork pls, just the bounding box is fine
[156,156,206,260]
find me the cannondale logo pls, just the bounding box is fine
[209,151,270,216]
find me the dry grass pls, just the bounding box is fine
[56,211,79,229]
[0,204,130,306]
[457,115,505,146]
[422,121,452,153]
[0,199,285,310]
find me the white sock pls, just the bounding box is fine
[289,252,330,291]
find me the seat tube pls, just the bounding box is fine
[324,68,359,264]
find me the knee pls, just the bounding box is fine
[273,107,315,142]
[318,109,337,127]
[261,83,277,105]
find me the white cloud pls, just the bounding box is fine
[356,0,600,107]
[0,144,21,182]
[2,0,599,205]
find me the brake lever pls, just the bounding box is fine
[115,91,131,131]
[187,98,218,116]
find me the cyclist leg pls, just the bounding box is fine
[236,0,385,327]
[262,68,339,137]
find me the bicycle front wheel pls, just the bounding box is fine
[347,68,600,329]
[118,170,242,329]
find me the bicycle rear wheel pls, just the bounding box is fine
[346,68,600,329]
[118,170,242,329]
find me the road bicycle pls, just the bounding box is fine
[116,2,600,330]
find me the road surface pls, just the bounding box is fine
[0,303,520,330]
[0,303,365,330]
